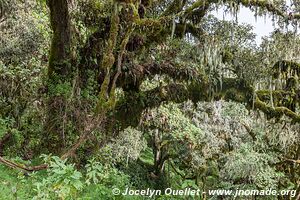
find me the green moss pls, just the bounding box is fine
[272,60,300,79]
[256,90,295,100]
[240,0,284,17]
[254,98,283,120]
[184,0,208,15]
[256,89,298,111]
[221,50,234,63]
[136,18,164,32]
[96,2,120,114]
[286,77,298,90]
[101,54,115,70]
[254,98,300,122]
[106,5,120,53]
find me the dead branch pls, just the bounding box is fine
[61,116,101,160]
[0,156,48,172]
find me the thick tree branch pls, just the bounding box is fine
[0,156,48,172]
[182,0,300,20]
[115,73,300,127]
[237,0,284,17]
[114,78,249,127]
[254,97,300,123]
[116,61,205,92]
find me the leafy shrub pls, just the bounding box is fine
[109,127,147,163]
[32,156,83,200]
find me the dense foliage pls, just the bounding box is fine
[1,0,300,199]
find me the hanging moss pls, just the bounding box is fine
[221,49,234,63]
[239,0,284,17]
[136,18,165,33]
[286,77,298,91]
[119,2,140,22]
[184,23,204,39]
[272,60,300,79]
[136,17,171,46]
[256,89,299,112]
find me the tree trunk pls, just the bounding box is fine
[43,0,72,154]
[152,129,168,176]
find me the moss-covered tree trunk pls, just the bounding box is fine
[43,0,72,154]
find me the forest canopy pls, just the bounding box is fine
[0,0,300,199]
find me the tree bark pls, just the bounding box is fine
[43,0,72,154]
